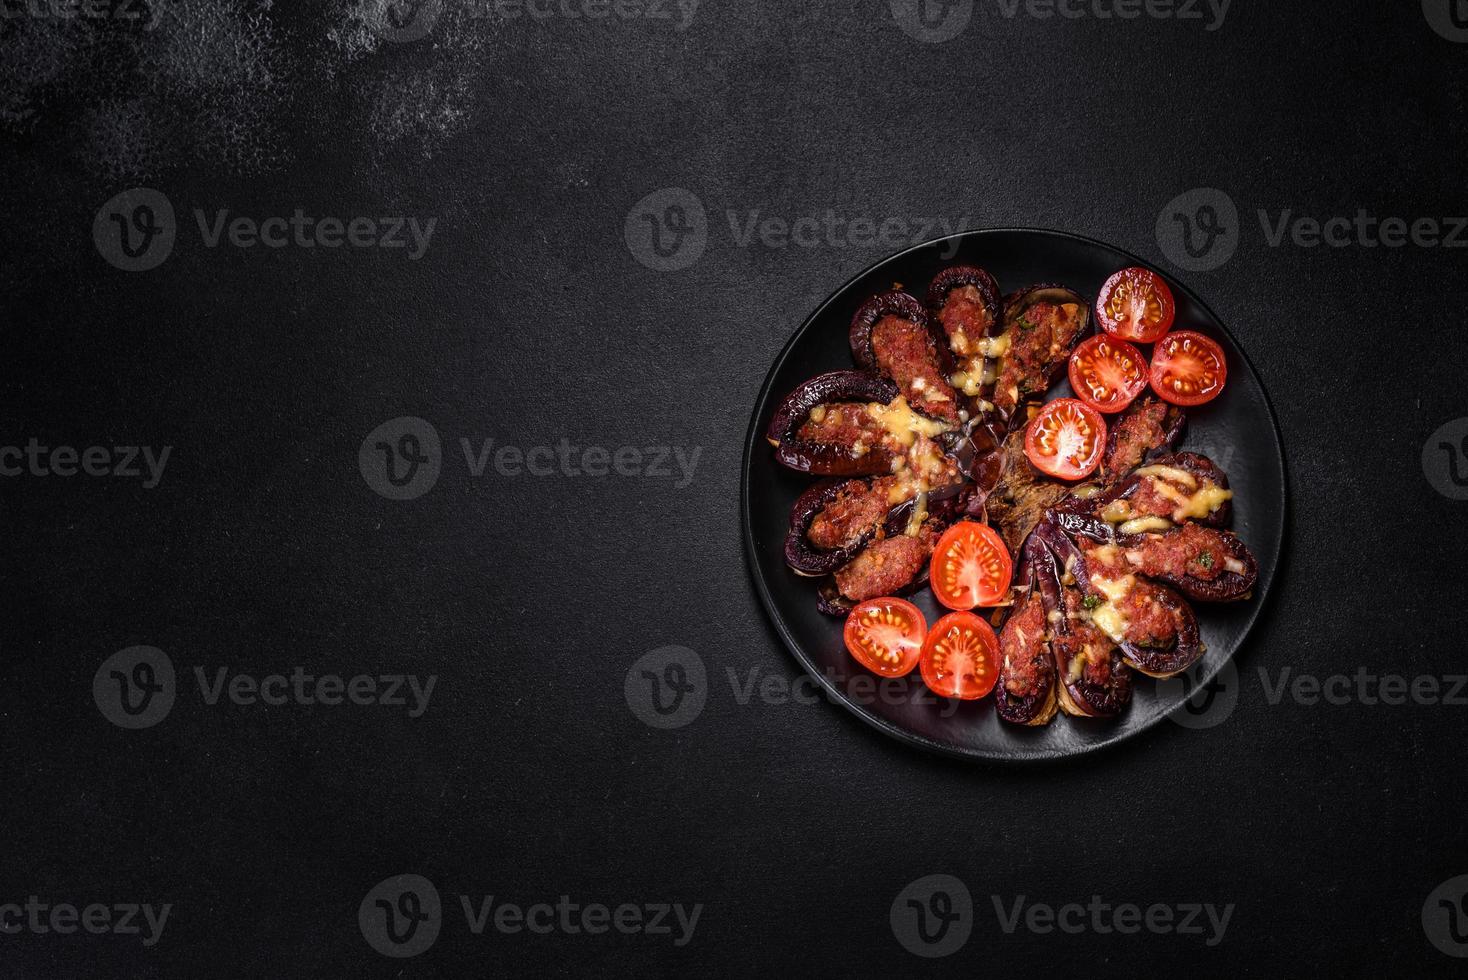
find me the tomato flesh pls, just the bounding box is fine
[931,521,1013,611]
[920,612,999,700]
[1024,398,1106,480]
[1068,335,1148,413]
[1096,267,1175,343]
[843,597,926,677]
[1149,330,1227,406]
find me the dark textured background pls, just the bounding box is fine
[2,0,1466,975]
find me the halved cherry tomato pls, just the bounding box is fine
[920,611,999,700]
[1024,398,1106,480]
[844,597,926,678]
[930,521,1012,611]
[1096,267,1175,343]
[1149,330,1227,406]
[1068,334,1149,414]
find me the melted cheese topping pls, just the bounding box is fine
[1173,484,1233,521]
[1134,464,1197,488]
[1118,516,1172,535]
[865,397,950,448]
[905,490,929,537]
[1087,572,1135,643]
[949,371,983,397]
[975,331,1012,358]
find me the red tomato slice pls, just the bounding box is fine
[1068,335,1149,414]
[1024,398,1107,480]
[1150,330,1227,406]
[844,597,926,678]
[1096,267,1175,343]
[920,611,999,700]
[930,521,1013,611]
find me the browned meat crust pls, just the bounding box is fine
[871,315,960,422]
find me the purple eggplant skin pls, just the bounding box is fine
[848,291,929,371]
[1055,636,1134,719]
[1116,524,1259,603]
[1029,524,1132,716]
[989,284,1091,422]
[1084,450,1232,528]
[994,539,1059,726]
[812,491,971,617]
[926,265,1001,325]
[939,417,1004,492]
[765,370,900,476]
[1034,518,1203,681]
[1099,394,1186,485]
[1115,584,1203,679]
[783,479,878,576]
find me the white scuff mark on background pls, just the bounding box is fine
[3,0,502,178]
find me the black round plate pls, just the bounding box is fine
[741,229,1286,762]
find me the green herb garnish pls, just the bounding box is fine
[1082,594,1103,610]
[1198,551,1215,569]
[1017,315,1037,330]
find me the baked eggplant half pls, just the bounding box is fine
[926,265,1004,414]
[1050,585,1134,718]
[1114,522,1258,603]
[1099,394,1186,486]
[1090,452,1234,530]
[1036,520,1203,680]
[995,534,1059,726]
[814,487,971,616]
[765,371,910,476]
[989,285,1089,420]
[848,291,961,423]
[784,478,890,576]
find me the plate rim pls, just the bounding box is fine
[739,226,1288,764]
